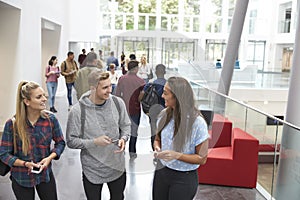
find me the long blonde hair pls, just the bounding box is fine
[15,81,40,155]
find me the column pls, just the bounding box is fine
[275,2,300,199]
[215,0,249,113]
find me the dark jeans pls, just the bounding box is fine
[12,172,57,200]
[83,172,126,200]
[152,162,198,200]
[66,82,74,106]
[129,114,141,154]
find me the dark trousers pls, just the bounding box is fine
[12,172,57,200]
[152,162,198,200]
[129,114,141,154]
[83,172,126,200]
[66,82,74,106]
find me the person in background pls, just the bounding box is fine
[67,70,131,200]
[45,56,60,113]
[141,64,166,150]
[106,51,119,70]
[0,81,65,200]
[120,51,126,75]
[97,50,105,70]
[60,51,78,110]
[108,63,118,94]
[74,52,99,100]
[138,55,151,83]
[78,49,87,68]
[115,60,145,159]
[152,77,209,200]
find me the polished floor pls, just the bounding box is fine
[0,86,267,200]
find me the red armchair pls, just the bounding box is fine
[198,127,259,188]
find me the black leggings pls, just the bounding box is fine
[12,172,57,200]
[83,172,126,200]
[152,164,198,200]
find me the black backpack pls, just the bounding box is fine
[141,84,160,114]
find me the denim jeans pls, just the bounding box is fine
[66,82,74,106]
[129,114,141,154]
[46,82,58,108]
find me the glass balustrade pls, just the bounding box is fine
[188,81,300,199]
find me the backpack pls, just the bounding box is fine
[141,84,160,114]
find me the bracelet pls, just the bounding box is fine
[23,161,27,167]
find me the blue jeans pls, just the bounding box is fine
[129,114,141,154]
[46,82,58,108]
[66,82,74,106]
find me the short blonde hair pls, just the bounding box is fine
[88,70,110,87]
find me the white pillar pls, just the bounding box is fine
[275,2,300,199]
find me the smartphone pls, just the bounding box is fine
[31,166,42,174]
[111,139,119,144]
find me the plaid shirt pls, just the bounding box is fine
[0,113,65,187]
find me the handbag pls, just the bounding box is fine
[0,117,16,176]
[0,160,10,176]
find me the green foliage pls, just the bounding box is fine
[117,0,134,12]
[139,0,156,13]
[162,0,178,14]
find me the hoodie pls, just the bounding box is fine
[66,91,131,184]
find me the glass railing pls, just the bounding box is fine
[189,81,300,199]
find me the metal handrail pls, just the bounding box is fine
[190,80,300,131]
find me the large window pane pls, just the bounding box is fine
[126,15,134,30]
[162,0,178,14]
[184,0,200,15]
[139,0,156,13]
[149,16,156,30]
[161,16,168,31]
[103,14,111,29]
[118,0,134,12]
[171,17,178,31]
[184,17,190,32]
[115,15,123,30]
[193,17,200,32]
[138,16,146,30]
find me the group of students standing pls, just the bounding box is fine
[0,51,209,200]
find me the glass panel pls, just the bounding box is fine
[161,0,178,14]
[149,16,156,30]
[161,16,168,31]
[118,0,134,12]
[139,0,156,13]
[103,14,111,29]
[214,18,222,33]
[184,17,190,32]
[193,17,200,32]
[184,0,201,15]
[171,17,178,31]
[115,15,123,30]
[126,15,134,30]
[138,16,146,30]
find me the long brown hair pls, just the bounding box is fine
[157,77,201,152]
[15,81,40,155]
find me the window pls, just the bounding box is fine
[205,39,226,62]
[138,16,146,30]
[149,16,156,30]
[126,15,134,30]
[138,0,156,13]
[162,0,178,14]
[246,40,266,71]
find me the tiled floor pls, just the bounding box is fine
[0,84,267,200]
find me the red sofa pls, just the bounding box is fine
[208,114,232,148]
[198,127,259,188]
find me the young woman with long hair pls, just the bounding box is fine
[0,81,65,200]
[152,76,209,200]
[45,56,60,113]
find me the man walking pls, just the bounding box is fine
[60,51,78,110]
[115,60,145,159]
[67,70,131,200]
